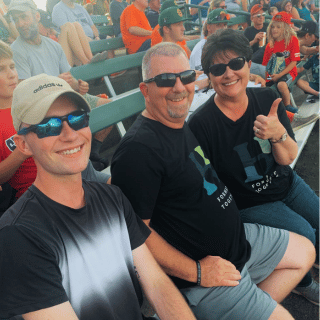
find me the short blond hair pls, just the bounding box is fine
[0,40,13,60]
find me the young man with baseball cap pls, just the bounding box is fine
[158,7,190,57]
[0,73,196,320]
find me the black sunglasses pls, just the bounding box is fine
[144,70,196,87]
[219,5,227,9]
[18,110,89,139]
[209,56,247,76]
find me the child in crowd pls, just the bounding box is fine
[0,41,37,211]
[262,11,300,113]
[297,53,319,97]
[269,5,279,15]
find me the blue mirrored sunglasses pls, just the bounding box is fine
[18,111,89,139]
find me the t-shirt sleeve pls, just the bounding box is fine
[57,42,71,73]
[0,226,68,318]
[289,36,300,62]
[262,43,272,66]
[82,160,110,183]
[277,99,295,141]
[52,5,69,28]
[111,141,163,220]
[83,8,94,26]
[110,2,123,21]
[120,192,151,250]
[11,46,31,79]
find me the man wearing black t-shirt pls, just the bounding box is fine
[111,42,315,319]
[244,4,268,76]
[0,74,196,320]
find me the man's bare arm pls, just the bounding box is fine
[23,302,79,320]
[143,219,241,287]
[128,26,152,36]
[133,243,196,320]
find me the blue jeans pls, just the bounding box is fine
[240,172,318,248]
[240,172,319,286]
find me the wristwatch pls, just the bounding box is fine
[270,130,288,143]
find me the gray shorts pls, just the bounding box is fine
[180,224,289,320]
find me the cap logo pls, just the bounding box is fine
[33,82,63,93]
[177,8,183,17]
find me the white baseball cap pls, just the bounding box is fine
[12,74,91,132]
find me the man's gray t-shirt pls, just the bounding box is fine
[11,36,71,80]
[52,1,94,39]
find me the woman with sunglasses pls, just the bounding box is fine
[188,29,319,305]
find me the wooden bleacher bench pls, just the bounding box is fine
[91,15,114,37]
[90,37,125,55]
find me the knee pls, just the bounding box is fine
[291,232,316,270]
[73,22,82,29]
[60,22,73,30]
[277,82,288,92]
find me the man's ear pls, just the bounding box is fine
[14,134,33,157]
[34,11,41,23]
[163,25,170,35]
[139,82,149,98]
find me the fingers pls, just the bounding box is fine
[268,98,282,117]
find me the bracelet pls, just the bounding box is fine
[196,260,201,286]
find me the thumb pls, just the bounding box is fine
[268,98,282,117]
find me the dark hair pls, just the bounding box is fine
[159,25,164,37]
[296,30,308,38]
[201,29,252,75]
[292,0,304,7]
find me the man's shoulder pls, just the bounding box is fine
[11,36,24,50]
[0,188,38,230]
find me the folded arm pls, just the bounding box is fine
[143,220,241,287]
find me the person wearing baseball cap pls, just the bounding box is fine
[158,7,190,56]
[0,73,197,320]
[244,4,268,54]
[296,21,319,55]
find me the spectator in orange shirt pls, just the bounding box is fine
[158,7,191,58]
[120,0,152,53]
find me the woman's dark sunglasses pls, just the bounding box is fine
[209,56,247,77]
[144,70,196,87]
[18,110,89,139]
[219,5,227,9]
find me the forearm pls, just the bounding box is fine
[133,244,196,320]
[249,39,257,46]
[271,135,298,165]
[301,45,319,55]
[91,25,100,39]
[70,77,80,92]
[128,26,152,36]
[0,149,28,185]
[144,222,197,283]
[195,77,210,90]
[277,61,297,78]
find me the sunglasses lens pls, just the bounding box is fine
[180,70,196,84]
[36,118,62,139]
[155,74,176,87]
[68,113,88,131]
[210,64,226,76]
[210,57,245,76]
[229,57,245,71]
